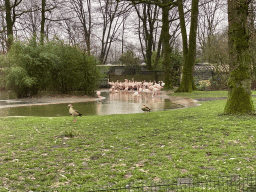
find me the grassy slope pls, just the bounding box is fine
[0,91,256,191]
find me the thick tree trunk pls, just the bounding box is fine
[224,0,254,114]
[175,0,198,92]
[162,1,173,89]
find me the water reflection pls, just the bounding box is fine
[0,91,186,117]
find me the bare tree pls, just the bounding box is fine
[118,0,181,88]
[39,0,62,44]
[70,0,92,54]
[133,2,160,70]
[97,0,131,64]
[18,0,41,39]
[197,0,225,61]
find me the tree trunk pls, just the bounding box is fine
[224,0,254,114]
[146,36,153,70]
[175,0,199,92]
[162,1,173,89]
[5,0,14,50]
[154,29,162,68]
[40,0,46,45]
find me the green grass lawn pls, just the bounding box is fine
[1,91,256,191]
[171,90,256,99]
[170,90,229,99]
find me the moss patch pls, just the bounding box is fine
[224,87,254,114]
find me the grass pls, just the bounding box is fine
[1,91,256,191]
[171,90,256,99]
[170,90,229,99]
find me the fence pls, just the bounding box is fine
[109,71,165,83]
[80,174,256,192]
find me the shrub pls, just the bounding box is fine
[46,40,100,95]
[209,73,228,90]
[0,68,7,90]
[5,38,100,96]
[6,67,37,98]
[198,80,211,91]
[7,38,51,95]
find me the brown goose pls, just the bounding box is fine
[68,104,82,122]
[141,105,150,114]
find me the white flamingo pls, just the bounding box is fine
[96,90,102,102]
[132,92,139,97]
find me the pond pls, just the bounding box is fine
[0,90,198,117]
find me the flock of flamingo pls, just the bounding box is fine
[96,79,166,100]
[107,79,165,96]
[69,79,166,122]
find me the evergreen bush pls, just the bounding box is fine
[6,67,37,97]
[5,37,100,97]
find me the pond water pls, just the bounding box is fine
[0,91,195,117]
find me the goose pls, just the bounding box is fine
[141,105,150,114]
[68,104,82,122]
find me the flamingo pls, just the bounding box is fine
[96,91,102,102]
[96,91,101,97]
[107,79,164,95]
[132,92,139,97]
[152,88,158,97]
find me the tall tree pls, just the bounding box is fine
[175,0,199,92]
[124,0,182,88]
[161,0,174,89]
[197,0,225,61]
[224,0,254,114]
